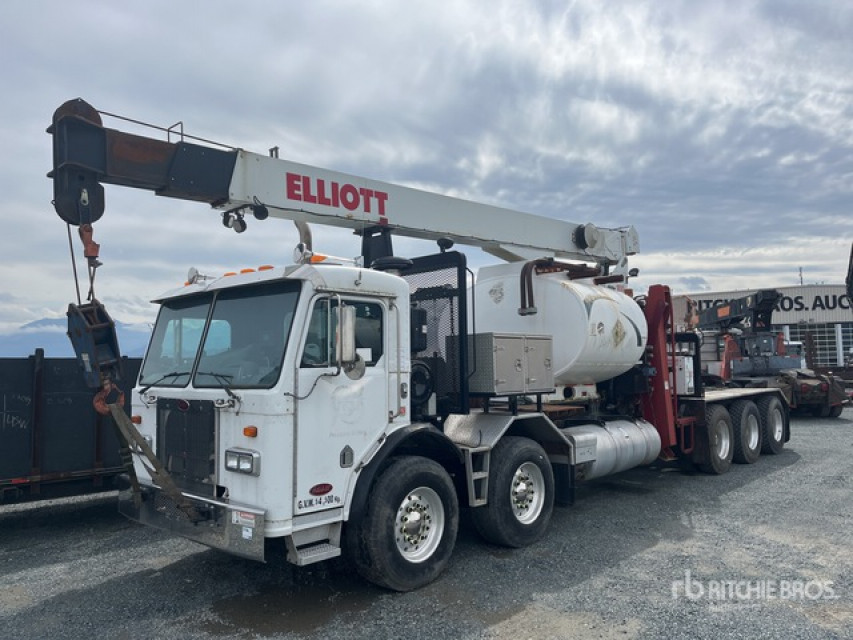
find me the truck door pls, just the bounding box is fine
[294,296,388,514]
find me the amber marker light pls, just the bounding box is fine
[258,265,274,271]
[131,415,143,424]
[243,425,258,438]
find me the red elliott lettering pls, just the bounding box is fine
[286,171,389,223]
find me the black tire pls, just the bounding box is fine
[471,436,555,548]
[829,405,843,418]
[729,400,761,464]
[345,456,459,592]
[698,404,734,475]
[757,394,787,455]
[812,404,831,418]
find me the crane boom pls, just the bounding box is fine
[229,151,638,264]
[49,98,638,265]
[696,289,781,332]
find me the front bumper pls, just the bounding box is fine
[119,483,266,562]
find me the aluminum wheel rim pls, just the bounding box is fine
[395,487,445,563]
[511,462,545,525]
[745,414,760,450]
[712,419,731,460]
[769,408,784,442]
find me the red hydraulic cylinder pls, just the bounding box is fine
[639,285,679,451]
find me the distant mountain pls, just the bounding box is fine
[0,317,151,359]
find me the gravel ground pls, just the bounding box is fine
[1,408,852,640]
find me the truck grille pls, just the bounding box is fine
[156,399,216,495]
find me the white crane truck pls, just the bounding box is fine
[50,99,791,591]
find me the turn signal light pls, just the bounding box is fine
[130,415,142,424]
[243,425,258,438]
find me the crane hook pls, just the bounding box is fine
[79,223,102,269]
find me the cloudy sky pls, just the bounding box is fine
[1,0,851,334]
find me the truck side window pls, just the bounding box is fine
[301,299,334,367]
[300,299,384,368]
[353,301,383,365]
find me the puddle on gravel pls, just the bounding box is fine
[487,605,642,640]
[0,585,33,614]
[203,576,379,637]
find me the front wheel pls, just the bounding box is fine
[829,405,843,418]
[346,456,459,591]
[471,436,555,548]
[757,395,787,455]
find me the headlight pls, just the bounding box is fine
[224,448,260,476]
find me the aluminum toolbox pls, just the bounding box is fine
[466,333,554,395]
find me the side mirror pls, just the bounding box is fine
[337,304,357,365]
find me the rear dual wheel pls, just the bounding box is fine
[729,400,761,464]
[757,395,787,455]
[698,404,734,474]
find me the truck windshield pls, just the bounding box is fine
[139,281,300,389]
[139,295,211,387]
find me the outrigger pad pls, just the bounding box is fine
[67,300,122,389]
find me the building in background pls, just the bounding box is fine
[673,284,852,370]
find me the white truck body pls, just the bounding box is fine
[49,99,793,591]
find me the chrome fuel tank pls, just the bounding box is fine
[562,419,661,480]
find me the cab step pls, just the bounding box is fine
[285,521,343,566]
[288,542,341,566]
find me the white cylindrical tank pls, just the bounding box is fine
[474,262,648,384]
